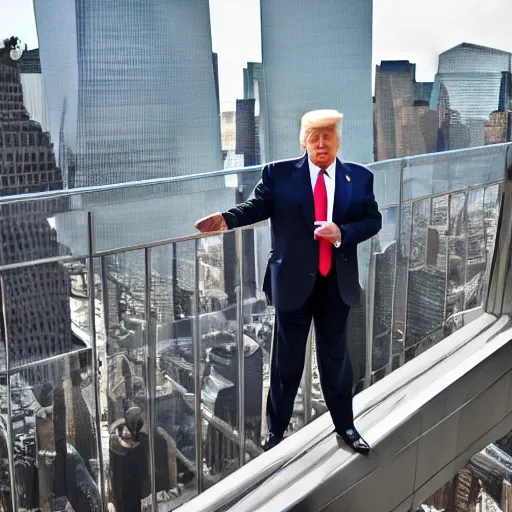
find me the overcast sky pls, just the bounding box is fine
[2,0,511,111]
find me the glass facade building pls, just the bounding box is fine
[33,0,222,188]
[431,43,512,150]
[259,0,374,164]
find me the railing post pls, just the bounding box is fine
[400,196,415,368]
[235,229,246,466]
[463,191,469,310]
[386,160,405,376]
[302,323,314,425]
[364,236,376,388]
[86,211,107,512]
[144,247,157,509]
[1,276,18,512]
[193,238,204,493]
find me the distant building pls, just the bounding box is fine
[374,60,437,161]
[0,48,73,367]
[485,111,512,144]
[236,99,259,167]
[243,62,266,163]
[431,43,512,151]
[260,0,373,164]
[0,50,62,196]
[485,71,512,145]
[221,110,244,169]
[34,0,222,187]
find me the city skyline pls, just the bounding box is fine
[3,0,512,111]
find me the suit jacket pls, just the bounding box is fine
[222,155,382,311]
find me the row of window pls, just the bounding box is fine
[1,131,51,147]
[0,83,22,94]
[2,163,57,174]
[1,122,48,132]
[1,151,55,164]
[0,91,23,101]
[1,171,60,188]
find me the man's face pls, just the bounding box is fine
[305,127,339,169]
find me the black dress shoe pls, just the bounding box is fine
[262,433,283,452]
[337,428,371,455]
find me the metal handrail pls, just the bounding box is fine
[0,142,509,206]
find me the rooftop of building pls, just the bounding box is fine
[440,42,512,57]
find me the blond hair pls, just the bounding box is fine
[299,109,343,147]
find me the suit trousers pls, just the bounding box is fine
[266,267,354,438]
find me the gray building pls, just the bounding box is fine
[374,60,437,161]
[431,43,512,151]
[259,0,374,164]
[0,49,73,369]
[34,0,222,188]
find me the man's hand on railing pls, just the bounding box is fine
[194,213,228,233]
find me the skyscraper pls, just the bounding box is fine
[430,43,512,151]
[34,0,222,188]
[0,49,73,368]
[374,60,437,161]
[259,0,373,164]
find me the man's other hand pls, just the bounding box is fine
[314,221,341,244]
[194,213,228,233]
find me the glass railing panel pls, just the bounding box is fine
[241,225,271,443]
[370,205,398,383]
[347,238,372,393]
[368,158,401,207]
[402,144,508,202]
[150,239,200,509]
[390,201,412,370]
[90,179,237,253]
[9,348,100,511]
[0,197,89,269]
[1,259,90,372]
[197,232,243,482]
[83,168,263,252]
[405,197,445,361]
[96,249,153,512]
[401,184,503,365]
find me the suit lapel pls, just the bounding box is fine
[333,159,352,225]
[293,154,315,233]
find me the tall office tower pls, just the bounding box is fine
[430,43,512,151]
[34,0,223,188]
[260,0,374,164]
[0,50,73,367]
[243,63,265,163]
[374,61,438,161]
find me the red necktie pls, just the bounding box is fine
[313,170,332,276]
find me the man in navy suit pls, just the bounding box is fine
[195,110,381,454]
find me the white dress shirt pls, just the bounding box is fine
[308,157,336,222]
